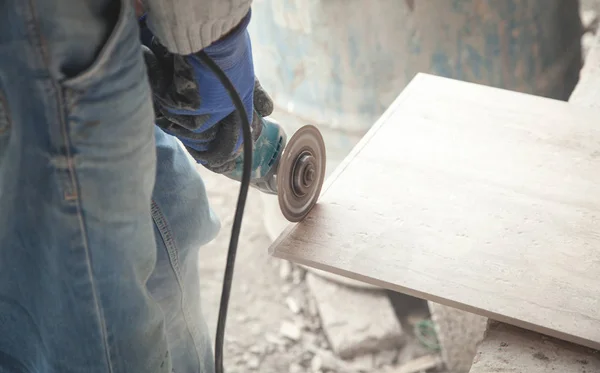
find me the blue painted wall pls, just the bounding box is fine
[248,0,582,134]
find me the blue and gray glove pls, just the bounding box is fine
[140,11,274,173]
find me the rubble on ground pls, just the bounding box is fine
[199,167,444,373]
[305,272,405,358]
[245,259,447,373]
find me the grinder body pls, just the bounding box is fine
[224,116,287,195]
[224,115,326,222]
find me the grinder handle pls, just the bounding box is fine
[224,115,288,194]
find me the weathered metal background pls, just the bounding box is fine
[249,0,583,134]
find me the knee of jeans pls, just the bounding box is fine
[153,129,221,252]
[152,182,221,257]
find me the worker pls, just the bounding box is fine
[0,0,263,372]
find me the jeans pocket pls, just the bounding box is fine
[61,0,137,89]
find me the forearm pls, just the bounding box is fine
[139,0,267,174]
[141,0,252,54]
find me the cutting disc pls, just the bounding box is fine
[277,125,327,222]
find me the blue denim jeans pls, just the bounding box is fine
[0,0,220,372]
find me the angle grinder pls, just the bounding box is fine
[224,116,327,222]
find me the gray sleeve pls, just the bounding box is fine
[142,0,252,55]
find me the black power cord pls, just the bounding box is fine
[196,50,253,373]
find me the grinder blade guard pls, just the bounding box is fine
[277,125,327,222]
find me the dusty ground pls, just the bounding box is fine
[195,167,434,373]
[197,167,327,373]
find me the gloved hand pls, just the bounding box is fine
[140,10,274,174]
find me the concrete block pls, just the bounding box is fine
[306,273,405,359]
[469,321,600,373]
[427,302,487,373]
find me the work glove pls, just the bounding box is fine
[140,10,274,174]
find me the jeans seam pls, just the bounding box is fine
[151,199,203,371]
[24,1,115,372]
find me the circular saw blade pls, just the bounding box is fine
[277,125,327,222]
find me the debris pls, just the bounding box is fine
[249,322,262,336]
[303,298,322,331]
[247,355,261,370]
[374,348,399,368]
[301,331,318,346]
[307,295,319,317]
[265,344,276,354]
[294,315,308,331]
[289,363,304,373]
[387,354,443,373]
[584,32,596,58]
[405,310,430,328]
[582,9,599,32]
[249,345,262,354]
[305,346,383,373]
[306,317,321,332]
[427,302,486,373]
[413,319,440,352]
[317,339,329,349]
[236,314,250,323]
[235,355,246,365]
[266,332,286,346]
[349,354,374,371]
[289,263,305,285]
[280,260,293,280]
[310,355,322,372]
[280,321,302,341]
[299,351,314,366]
[286,296,302,314]
[311,348,358,373]
[241,351,262,370]
[395,338,430,366]
[306,273,405,359]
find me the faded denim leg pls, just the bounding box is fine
[0,0,168,372]
[149,127,220,373]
